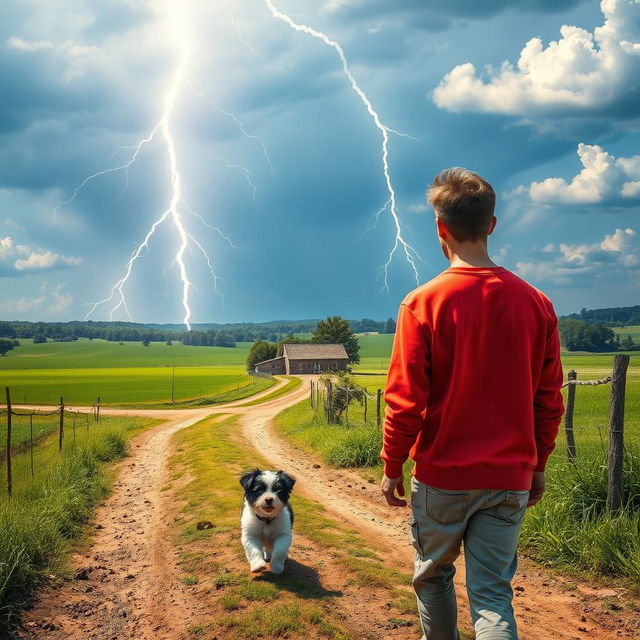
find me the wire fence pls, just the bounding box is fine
[2,387,101,497]
[311,355,634,515]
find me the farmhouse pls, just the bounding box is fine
[254,343,349,375]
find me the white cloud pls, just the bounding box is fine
[516,227,638,285]
[0,296,46,313]
[6,36,101,81]
[6,37,54,52]
[407,202,429,213]
[433,0,640,125]
[47,285,74,314]
[527,143,640,205]
[0,284,74,316]
[14,250,83,271]
[0,237,83,273]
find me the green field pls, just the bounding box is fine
[1,365,267,406]
[1,335,637,406]
[0,338,251,369]
[0,339,269,405]
[614,325,640,343]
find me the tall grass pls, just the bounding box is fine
[272,400,382,468]
[274,397,640,583]
[0,416,152,624]
[520,449,640,582]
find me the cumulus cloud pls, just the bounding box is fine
[0,236,83,273]
[516,227,638,285]
[14,251,83,271]
[6,36,102,81]
[407,202,429,213]
[525,143,640,204]
[48,284,74,314]
[433,0,640,127]
[0,283,74,315]
[0,296,46,313]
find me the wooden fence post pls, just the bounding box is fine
[59,396,64,451]
[345,387,349,427]
[6,387,12,497]
[564,370,577,462]
[96,397,101,423]
[364,390,368,424]
[30,414,34,479]
[310,381,314,409]
[326,380,333,424]
[607,354,630,514]
[376,389,382,428]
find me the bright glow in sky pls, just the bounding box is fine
[1,0,638,323]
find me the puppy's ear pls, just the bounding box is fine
[240,468,261,491]
[277,471,296,491]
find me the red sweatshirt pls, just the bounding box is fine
[381,266,564,491]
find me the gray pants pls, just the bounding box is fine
[410,477,529,640]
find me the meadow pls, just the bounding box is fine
[0,339,268,406]
[613,325,640,343]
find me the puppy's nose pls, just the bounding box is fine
[265,497,274,505]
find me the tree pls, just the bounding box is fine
[312,316,360,364]
[621,334,635,350]
[0,339,14,356]
[383,317,396,334]
[142,337,150,347]
[32,334,47,344]
[246,340,278,371]
[276,334,300,356]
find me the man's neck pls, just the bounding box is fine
[447,243,497,268]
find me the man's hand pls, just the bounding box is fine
[381,474,407,507]
[528,471,545,507]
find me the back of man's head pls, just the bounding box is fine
[427,168,495,243]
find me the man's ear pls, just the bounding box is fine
[240,469,261,491]
[436,217,448,240]
[487,215,497,236]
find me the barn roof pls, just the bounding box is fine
[282,343,348,360]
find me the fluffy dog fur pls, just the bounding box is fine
[240,469,295,574]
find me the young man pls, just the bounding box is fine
[380,168,564,640]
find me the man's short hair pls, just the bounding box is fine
[427,167,496,242]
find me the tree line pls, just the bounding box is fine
[557,317,636,352]
[566,305,640,327]
[0,316,396,347]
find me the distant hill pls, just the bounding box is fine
[565,306,640,327]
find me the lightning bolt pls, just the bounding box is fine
[187,79,274,174]
[60,4,237,330]
[264,0,422,291]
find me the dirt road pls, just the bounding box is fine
[17,377,638,639]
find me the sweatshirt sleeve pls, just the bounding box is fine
[533,303,564,472]
[380,303,431,479]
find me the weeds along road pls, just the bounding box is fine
[17,376,638,640]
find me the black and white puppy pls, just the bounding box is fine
[240,469,295,574]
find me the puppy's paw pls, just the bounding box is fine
[250,561,267,574]
[269,560,285,575]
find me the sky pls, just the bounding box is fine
[0,0,638,325]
